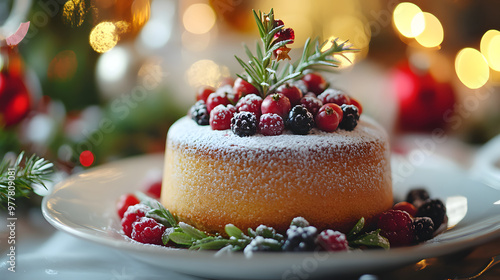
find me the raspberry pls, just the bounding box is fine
[283,225,318,252]
[231,111,258,137]
[189,100,209,125]
[413,217,434,243]
[317,89,351,106]
[236,94,263,119]
[144,181,162,199]
[315,103,343,132]
[276,83,303,106]
[131,217,166,245]
[233,77,259,102]
[196,86,215,103]
[393,201,418,217]
[406,188,430,208]
[339,104,360,131]
[317,229,349,252]
[416,199,446,229]
[259,113,284,136]
[121,204,151,237]
[274,28,295,44]
[116,193,140,219]
[261,93,291,119]
[349,97,363,115]
[286,105,314,135]
[299,96,323,116]
[302,73,327,95]
[206,86,232,112]
[210,104,236,130]
[378,210,414,247]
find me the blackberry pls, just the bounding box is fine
[282,225,318,252]
[406,188,430,208]
[339,104,359,131]
[231,111,258,137]
[416,199,446,229]
[413,217,434,243]
[189,100,209,125]
[286,105,314,135]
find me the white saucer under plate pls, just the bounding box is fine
[42,154,500,279]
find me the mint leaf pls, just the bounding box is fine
[225,224,246,239]
[349,229,390,249]
[169,232,195,246]
[347,217,365,239]
[179,222,207,240]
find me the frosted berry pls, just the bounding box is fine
[144,181,162,199]
[299,96,323,116]
[121,204,151,237]
[259,113,284,136]
[189,100,209,125]
[231,111,258,137]
[117,193,140,219]
[233,77,259,102]
[406,188,430,208]
[416,199,446,229]
[317,229,349,252]
[302,73,327,95]
[393,201,418,217]
[349,97,363,115]
[274,28,295,44]
[378,210,414,247]
[131,217,166,245]
[196,86,215,103]
[261,93,291,119]
[339,104,360,131]
[292,80,309,96]
[317,89,350,106]
[315,103,343,132]
[206,86,231,112]
[283,225,318,252]
[273,19,284,28]
[210,104,236,130]
[290,217,310,228]
[276,83,303,106]
[286,105,314,135]
[236,94,263,119]
[413,217,434,243]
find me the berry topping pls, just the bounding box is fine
[196,86,215,103]
[392,201,418,217]
[283,225,318,252]
[233,77,260,101]
[416,199,446,229]
[290,217,310,227]
[274,27,295,44]
[302,73,327,95]
[206,86,232,112]
[144,181,162,199]
[210,104,236,130]
[317,229,349,252]
[189,100,210,125]
[292,79,309,96]
[261,93,291,119]
[299,95,323,116]
[259,113,284,136]
[276,83,303,106]
[273,19,284,28]
[131,217,166,245]
[315,103,343,132]
[121,204,151,237]
[286,105,314,135]
[339,104,360,131]
[116,193,140,219]
[317,88,351,106]
[236,94,263,119]
[413,217,434,243]
[243,236,281,255]
[349,97,363,115]
[231,111,258,137]
[378,210,414,247]
[406,188,431,208]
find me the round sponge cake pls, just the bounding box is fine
[161,116,392,234]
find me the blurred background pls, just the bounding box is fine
[0,0,499,203]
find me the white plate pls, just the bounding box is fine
[42,154,500,279]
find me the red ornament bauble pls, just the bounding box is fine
[392,61,456,131]
[0,72,31,127]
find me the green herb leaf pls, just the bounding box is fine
[179,222,207,240]
[347,217,365,239]
[225,224,246,239]
[169,232,195,246]
[162,227,175,245]
[349,229,390,249]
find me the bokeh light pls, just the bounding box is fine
[455,48,489,89]
[480,29,500,71]
[183,4,216,34]
[62,0,87,27]
[414,12,443,48]
[47,50,78,81]
[186,59,229,88]
[79,150,95,167]
[393,2,425,38]
[324,15,370,51]
[131,0,150,30]
[89,22,119,53]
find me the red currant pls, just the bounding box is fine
[349,97,363,115]
[259,113,284,136]
[233,77,259,102]
[116,193,140,219]
[300,96,323,116]
[206,91,231,112]
[261,93,291,119]
[393,201,418,217]
[196,86,215,103]
[378,210,414,247]
[236,94,263,119]
[318,89,351,106]
[315,103,343,132]
[276,83,303,106]
[210,104,236,130]
[302,73,327,95]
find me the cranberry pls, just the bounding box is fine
[300,96,323,116]
[317,89,350,106]
[259,113,284,136]
[274,19,284,28]
[196,86,215,103]
[261,93,291,119]
[233,77,259,102]
[276,83,303,106]
[236,94,263,119]
[274,28,295,44]
[393,201,418,217]
[315,103,343,132]
[349,97,363,115]
[206,86,232,112]
[302,73,327,95]
[131,217,166,245]
[116,193,140,219]
[378,210,414,247]
[210,104,236,130]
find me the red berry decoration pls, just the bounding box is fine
[196,86,215,103]
[393,201,418,217]
[0,73,31,127]
[236,94,263,119]
[276,83,303,106]
[315,103,343,132]
[233,77,259,101]
[302,73,327,95]
[378,210,414,247]
[117,194,140,219]
[317,89,350,106]
[131,217,166,245]
[274,28,295,44]
[317,229,349,252]
[349,97,363,115]
[145,181,162,199]
[299,96,323,116]
[261,93,291,119]
[206,87,231,112]
[259,113,284,136]
[121,204,151,237]
[273,19,284,28]
[210,104,236,130]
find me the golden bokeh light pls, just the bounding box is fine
[62,0,87,27]
[280,15,312,47]
[324,15,370,50]
[480,29,500,71]
[186,60,228,88]
[131,0,150,31]
[414,13,443,48]
[89,22,119,53]
[183,4,216,34]
[393,2,425,38]
[455,48,490,89]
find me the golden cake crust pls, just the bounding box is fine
[162,116,392,234]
